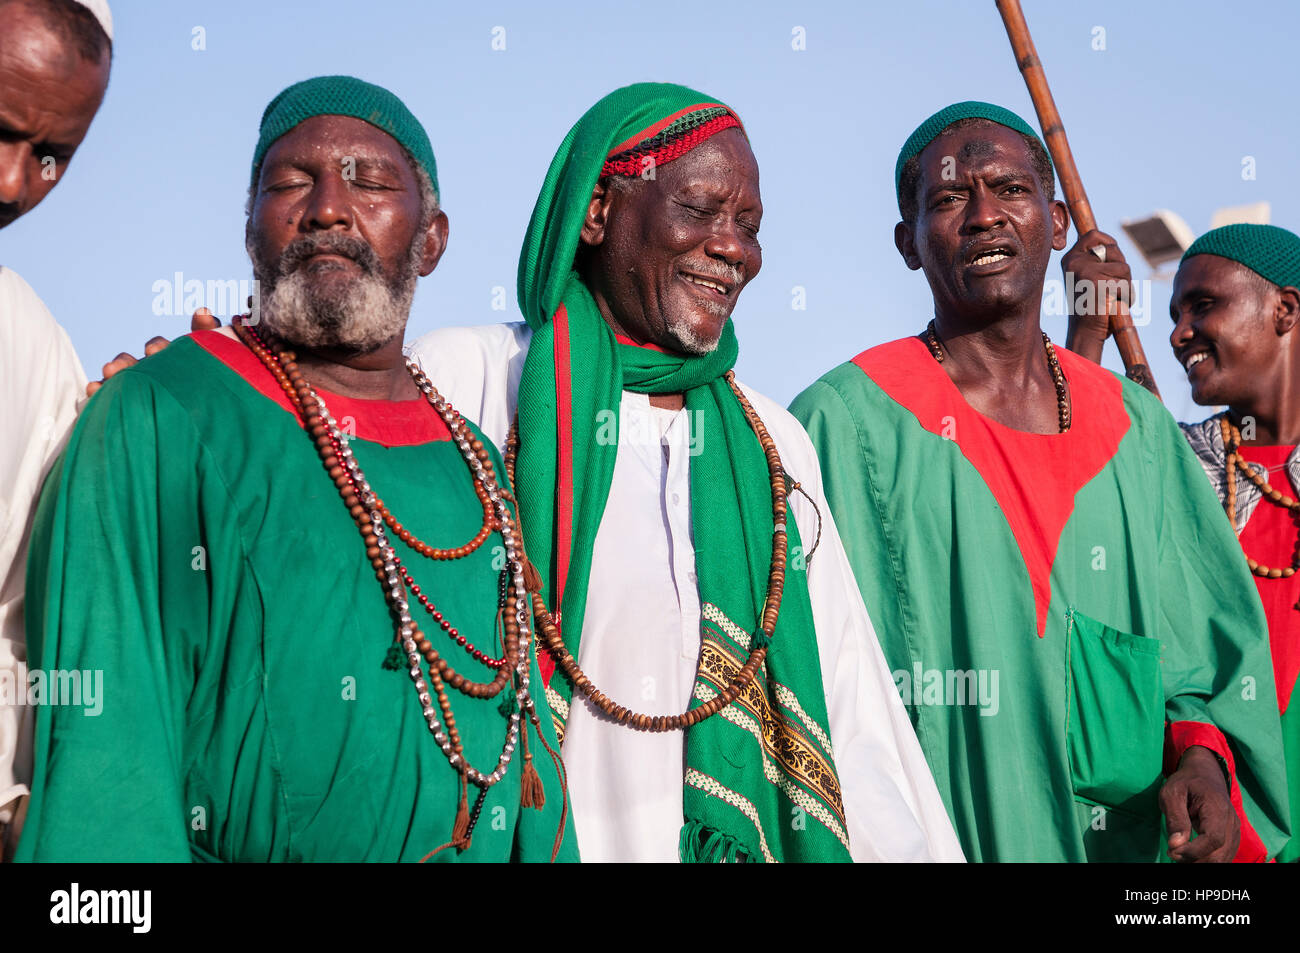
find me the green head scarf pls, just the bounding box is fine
[512,82,850,863]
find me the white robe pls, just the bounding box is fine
[0,267,87,834]
[408,322,964,862]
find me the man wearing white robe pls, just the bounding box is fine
[404,320,963,862]
[0,0,112,857]
[367,84,962,862]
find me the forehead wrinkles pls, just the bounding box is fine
[922,133,1029,185]
[0,33,104,109]
[0,12,74,74]
[673,173,762,220]
[271,137,388,168]
[666,133,759,191]
[675,169,757,201]
[267,116,407,165]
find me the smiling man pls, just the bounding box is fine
[1073,222,1300,862]
[790,101,1289,862]
[408,82,962,862]
[0,0,112,860]
[16,76,573,862]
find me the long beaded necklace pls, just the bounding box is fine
[502,369,788,732]
[1220,418,1300,611]
[925,319,1071,433]
[232,320,564,857]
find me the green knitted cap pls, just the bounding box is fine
[250,75,438,198]
[895,100,1050,201]
[1181,223,1300,290]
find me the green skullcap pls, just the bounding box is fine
[1181,223,1300,290]
[250,75,438,198]
[895,100,1050,200]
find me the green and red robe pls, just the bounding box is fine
[1179,425,1300,864]
[16,329,574,862]
[1233,446,1300,864]
[790,337,1290,862]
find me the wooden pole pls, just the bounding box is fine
[995,0,1161,399]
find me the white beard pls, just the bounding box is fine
[665,313,722,355]
[257,266,414,354]
[665,260,740,354]
[249,232,421,354]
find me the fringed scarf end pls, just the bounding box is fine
[678,819,751,863]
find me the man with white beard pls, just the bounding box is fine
[17,76,574,862]
[97,82,964,863]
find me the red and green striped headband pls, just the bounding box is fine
[518,82,747,332]
[602,104,741,178]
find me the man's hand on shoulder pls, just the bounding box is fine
[1159,744,1240,863]
[85,309,221,398]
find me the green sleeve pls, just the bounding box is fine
[1139,388,1290,857]
[16,372,201,862]
[789,377,913,690]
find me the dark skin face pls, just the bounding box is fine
[579,127,762,407]
[0,1,109,228]
[895,124,1069,434]
[1170,254,1300,444]
[895,127,1244,860]
[249,114,449,400]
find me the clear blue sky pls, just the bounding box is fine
[5,0,1297,420]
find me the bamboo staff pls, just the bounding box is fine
[995,0,1161,399]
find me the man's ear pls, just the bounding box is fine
[580,180,616,248]
[1275,285,1300,335]
[1050,199,1070,251]
[895,221,922,271]
[419,210,450,277]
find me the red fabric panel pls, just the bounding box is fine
[1235,444,1300,713]
[852,337,1129,636]
[551,304,574,630]
[190,329,451,447]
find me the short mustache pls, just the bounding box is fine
[277,234,380,276]
[680,260,743,286]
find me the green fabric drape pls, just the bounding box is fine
[512,83,851,861]
[17,337,574,861]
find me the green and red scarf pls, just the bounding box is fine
[513,82,850,862]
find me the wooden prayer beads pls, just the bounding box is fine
[503,370,788,733]
[1221,417,1300,580]
[925,319,1072,433]
[232,319,540,811]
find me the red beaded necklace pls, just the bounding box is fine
[501,370,790,733]
[232,320,565,859]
